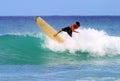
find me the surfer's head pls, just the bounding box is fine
[76,21,80,27]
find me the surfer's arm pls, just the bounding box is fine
[73,30,79,33]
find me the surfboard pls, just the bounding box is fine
[35,16,64,43]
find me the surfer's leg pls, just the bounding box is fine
[67,30,72,37]
[62,27,72,37]
[54,30,62,37]
[54,27,71,37]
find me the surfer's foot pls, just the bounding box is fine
[53,34,57,37]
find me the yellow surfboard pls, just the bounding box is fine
[35,16,64,43]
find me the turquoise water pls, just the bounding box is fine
[0,16,120,81]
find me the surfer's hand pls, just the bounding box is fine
[73,30,79,33]
[75,31,79,33]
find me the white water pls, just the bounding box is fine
[43,28,120,56]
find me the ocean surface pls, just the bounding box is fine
[0,16,120,81]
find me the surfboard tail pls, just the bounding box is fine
[34,16,39,22]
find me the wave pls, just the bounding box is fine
[1,28,120,57]
[0,28,120,65]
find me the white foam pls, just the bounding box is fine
[43,28,120,56]
[0,32,45,38]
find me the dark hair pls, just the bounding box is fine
[76,21,80,26]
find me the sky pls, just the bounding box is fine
[0,0,120,16]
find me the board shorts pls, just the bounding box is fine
[62,27,72,37]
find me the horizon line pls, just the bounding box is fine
[0,15,120,16]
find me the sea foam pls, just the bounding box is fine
[43,28,120,56]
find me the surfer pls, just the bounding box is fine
[54,21,80,37]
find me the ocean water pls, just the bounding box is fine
[0,16,120,81]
